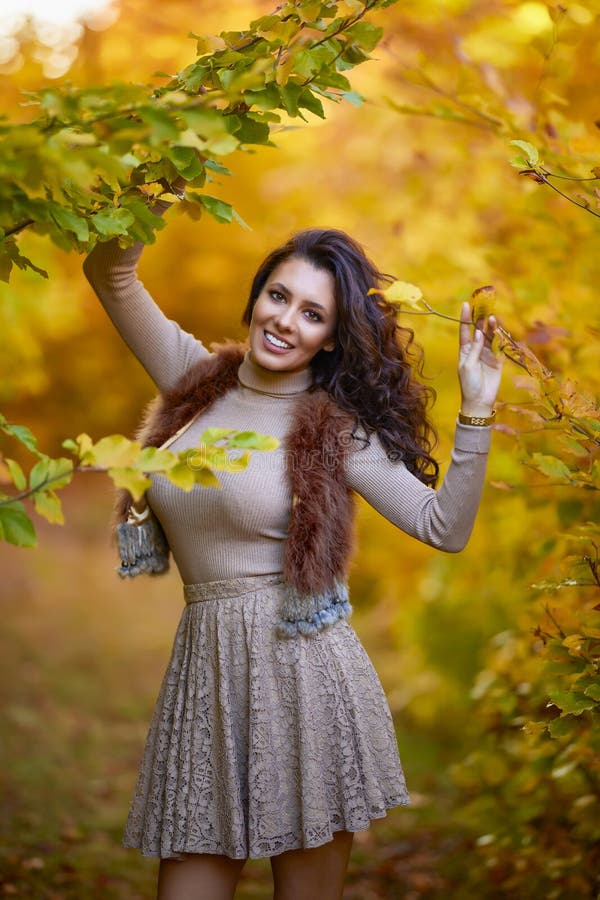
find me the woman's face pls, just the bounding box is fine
[248,256,337,374]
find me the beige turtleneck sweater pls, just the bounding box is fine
[83,235,493,586]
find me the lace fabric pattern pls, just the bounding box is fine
[122,575,410,860]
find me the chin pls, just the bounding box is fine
[251,348,301,372]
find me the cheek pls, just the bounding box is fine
[250,297,267,324]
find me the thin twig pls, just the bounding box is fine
[543,603,567,639]
[541,174,600,219]
[3,219,34,238]
[0,464,110,508]
[543,171,599,182]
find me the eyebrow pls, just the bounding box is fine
[269,281,328,312]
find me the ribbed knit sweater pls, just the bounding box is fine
[83,231,493,586]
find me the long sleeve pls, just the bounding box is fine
[83,204,209,392]
[346,422,492,552]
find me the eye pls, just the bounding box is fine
[304,309,323,322]
[269,290,286,302]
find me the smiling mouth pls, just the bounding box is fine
[264,331,294,350]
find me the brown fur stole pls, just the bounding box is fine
[114,342,356,624]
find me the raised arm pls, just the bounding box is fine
[82,200,209,392]
[347,302,503,551]
[346,422,492,552]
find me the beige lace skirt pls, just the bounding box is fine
[122,574,409,860]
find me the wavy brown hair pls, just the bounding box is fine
[241,228,439,487]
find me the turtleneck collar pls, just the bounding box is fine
[237,350,312,396]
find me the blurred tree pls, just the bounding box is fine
[0,1,599,896]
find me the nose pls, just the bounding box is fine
[273,304,295,332]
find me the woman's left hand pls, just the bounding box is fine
[457,301,504,417]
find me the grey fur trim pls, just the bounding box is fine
[116,516,170,577]
[276,581,352,638]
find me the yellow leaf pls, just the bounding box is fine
[165,463,196,491]
[369,281,424,309]
[338,0,364,13]
[72,433,94,462]
[5,458,26,491]
[107,467,151,500]
[90,435,141,469]
[194,467,221,488]
[135,447,177,472]
[33,490,64,525]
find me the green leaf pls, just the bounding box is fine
[1,421,39,453]
[584,684,600,702]
[226,432,279,451]
[205,133,240,155]
[547,716,576,739]
[246,83,281,111]
[179,62,210,92]
[204,159,232,176]
[510,140,540,167]
[141,106,180,142]
[556,435,589,458]
[0,239,48,282]
[234,115,271,145]
[5,458,26,491]
[549,690,596,715]
[196,447,250,472]
[195,194,233,224]
[341,90,364,107]
[279,83,303,117]
[0,503,37,547]
[29,457,49,491]
[316,70,352,92]
[168,146,205,179]
[232,208,251,230]
[118,196,165,243]
[91,207,136,237]
[200,427,236,446]
[64,433,94,462]
[345,21,383,52]
[529,453,572,481]
[49,205,89,242]
[298,89,325,119]
[42,457,73,492]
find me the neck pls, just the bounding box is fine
[238,350,312,396]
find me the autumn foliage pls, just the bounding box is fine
[0,1,599,897]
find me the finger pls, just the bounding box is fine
[459,301,472,348]
[465,327,484,366]
[483,314,498,347]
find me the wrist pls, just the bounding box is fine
[458,409,496,427]
[459,400,495,418]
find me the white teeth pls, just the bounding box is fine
[265,331,293,349]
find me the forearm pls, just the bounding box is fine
[346,422,492,552]
[83,201,208,391]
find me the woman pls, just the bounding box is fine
[83,194,502,900]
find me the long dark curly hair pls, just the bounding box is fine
[241,228,439,487]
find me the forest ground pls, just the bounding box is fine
[0,481,467,900]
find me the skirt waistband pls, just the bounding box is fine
[183,573,285,604]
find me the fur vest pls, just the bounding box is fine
[114,342,357,637]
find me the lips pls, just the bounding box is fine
[264,330,294,350]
